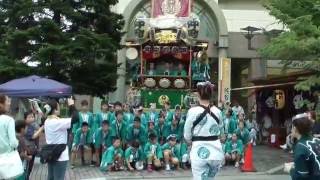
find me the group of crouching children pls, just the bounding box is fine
[70,100,190,172]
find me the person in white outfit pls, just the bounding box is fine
[184,81,224,180]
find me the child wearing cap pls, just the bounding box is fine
[100,137,124,171]
[162,134,181,171]
[111,111,127,148]
[71,122,93,168]
[144,133,163,172]
[124,140,145,171]
[126,117,147,147]
[94,120,114,166]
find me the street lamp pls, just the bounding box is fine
[241,26,262,50]
[264,29,284,39]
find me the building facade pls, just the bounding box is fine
[110,0,285,112]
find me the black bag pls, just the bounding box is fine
[39,144,66,164]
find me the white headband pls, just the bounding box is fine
[292,113,309,121]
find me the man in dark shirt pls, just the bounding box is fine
[312,121,320,138]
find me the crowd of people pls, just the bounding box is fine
[0,92,259,179]
[1,85,320,180]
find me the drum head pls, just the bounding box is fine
[159,78,171,88]
[126,47,138,60]
[144,78,156,88]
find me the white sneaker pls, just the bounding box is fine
[235,162,239,168]
[166,164,171,171]
[253,142,256,146]
[280,144,287,150]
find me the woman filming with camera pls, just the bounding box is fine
[41,97,79,180]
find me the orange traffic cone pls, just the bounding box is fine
[241,143,256,172]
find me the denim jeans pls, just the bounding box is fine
[47,160,68,180]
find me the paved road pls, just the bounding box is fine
[83,174,291,180]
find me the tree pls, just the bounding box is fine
[261,0,320,91]
[0,0,124,96]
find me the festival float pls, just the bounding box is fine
[125,0,211,108]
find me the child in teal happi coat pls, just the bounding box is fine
[71,122,93,167]
[124,140,145,171]
[100,137,124,171]
[162,134,181,171]
[235,121,250,146]
[95,101,111,129]
[126,117,147,147]
[94,120,114,166]
[111,111,127,147]
[144,133,163,172]
[72,100,94,134]
[155,114,168,145]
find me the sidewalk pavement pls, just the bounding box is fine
[30,145,292,180]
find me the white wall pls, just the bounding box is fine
[220,0,282,32]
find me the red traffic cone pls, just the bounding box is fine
[241,143,256,172]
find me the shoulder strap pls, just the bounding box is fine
[192,105,220,130]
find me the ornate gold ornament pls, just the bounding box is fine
[158,95,170,106]
[155,30,177,44]
[161,0,182,16]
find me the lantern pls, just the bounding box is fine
[274,90,285,109]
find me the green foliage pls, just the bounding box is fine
[0,0,124,97]
[261,0,320,91]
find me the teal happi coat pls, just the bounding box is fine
[235,128,250,145]
[124,146,145,166]
[290,135,320,180]
[95,112,111,127]
[225,139,243,155]
[94,128,114,149]
[73,128,93,146]
[144,141,163,159]
[163,124,183,141]
[146,111,159,124]
[100,145,123,171]
[126,124,147,146]
[162,142,181,160]
[72,111,94,134]
[124,112,135,125]
[111,119,127,142]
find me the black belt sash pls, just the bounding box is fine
[192,136,218,141]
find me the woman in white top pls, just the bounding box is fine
[43,98,77,180]
[184,82,224,180]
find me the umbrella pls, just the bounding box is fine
[0,75,72,97]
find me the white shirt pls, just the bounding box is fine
[44,117,71,161]
[184,106,224,161]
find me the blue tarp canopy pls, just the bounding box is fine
[0,75,72,97]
